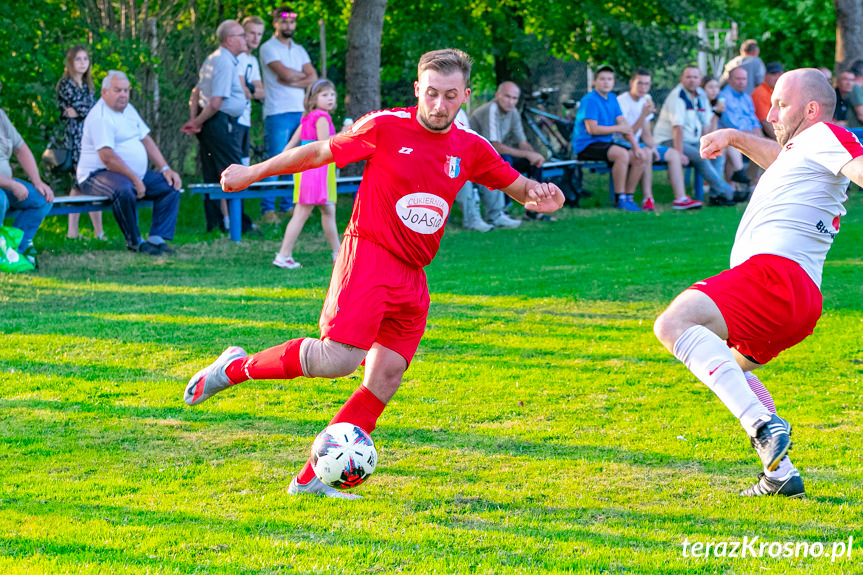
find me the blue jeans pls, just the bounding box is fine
[0,179,52,250]
[262,111,302,213]
[80,169,180,248]
[662,140,735,200]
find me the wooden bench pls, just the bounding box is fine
[188,176,362,242]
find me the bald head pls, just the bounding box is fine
[784,68,836,120]
[769,68,837,146]
[494,81,521,113]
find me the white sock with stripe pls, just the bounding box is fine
[673,325,770,436]
[745,371,798,479]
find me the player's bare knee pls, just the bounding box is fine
[654,311,681,349]
[301,339,366,378]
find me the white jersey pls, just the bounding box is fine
[617,92,653,142]
[730,122,863,288]
[237,51,261,127]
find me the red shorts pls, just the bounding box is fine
[689,254,822,365]
[319,235,429,364]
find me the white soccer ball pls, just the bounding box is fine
[310,422,377,489]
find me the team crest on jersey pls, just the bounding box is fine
[445,156,461,178]
[395,192,450,234]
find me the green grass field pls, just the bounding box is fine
[2,178,862,574]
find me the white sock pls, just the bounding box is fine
[765,456,797,479]
[673,325,770,435]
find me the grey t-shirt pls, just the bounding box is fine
[470,100,526,147]
[0,109,24,179]
[197,46,246,118]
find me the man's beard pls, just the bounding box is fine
[279,29,293,40]
[417,109,453,132]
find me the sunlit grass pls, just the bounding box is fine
[1,182,862,573]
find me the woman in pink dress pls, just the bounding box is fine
[273,79,340,269]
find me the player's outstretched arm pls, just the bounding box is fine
[840,156,863,187]
[700,128,781,170]
[221,140,334,192]
[501,175,565,213]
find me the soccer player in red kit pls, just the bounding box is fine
[184,49,565,498]
[654,68,863,498]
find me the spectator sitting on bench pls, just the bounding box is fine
[77,70,182,255]
[617,67,702,211]
[469,81,543,227]
[719,65,764,190]
[0,79,54,265]
[572,64,645,211]
[654,66,737,206]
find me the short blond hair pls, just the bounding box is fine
[417,49,472,86]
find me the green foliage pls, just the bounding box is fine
[726,0,836,69]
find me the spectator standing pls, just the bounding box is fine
[259,5,318,223]
[182,20,250,233]
[272,79,341,269]
[833,70,854,125]
[720,39,765,94]
[844,60,863,139]
[617,68,702,210]
[751,62,784,139]
[78,71,181,255]
[238,16,266,166]
[57,45,104,240]
[654,66,737,206]
[572,65,645,211]
[0,80,53,266]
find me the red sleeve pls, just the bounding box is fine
[468,138,521,191]
[329,111,378,168]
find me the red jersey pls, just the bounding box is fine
[329,106,520,267]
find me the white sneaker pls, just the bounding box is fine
[287,476,362,499]
[185,346,247,406]
[463,219,493,232]
[490,214,521,228]
[273,253,301,269]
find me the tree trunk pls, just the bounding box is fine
[343,0,387,177]
[345,0,387,121]
[835,0,863,72]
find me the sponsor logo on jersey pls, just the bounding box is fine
[445,155,461,178]
[399,147,413,154]
[815,219,837,239]
[395,192,449,234]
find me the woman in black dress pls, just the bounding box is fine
[57,45,103,239]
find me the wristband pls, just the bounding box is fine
[160,165,171,173]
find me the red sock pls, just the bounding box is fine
[297,384,387,484]
[225,338,305,383]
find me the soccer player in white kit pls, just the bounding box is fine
[654,68,863,497]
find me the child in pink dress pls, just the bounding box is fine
[273,79,341,269]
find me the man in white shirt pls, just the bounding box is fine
[654,68,863,498]
[259,5,318,222]
[238,16,266,166]
[617,68,702,211]
[78,71,182,255]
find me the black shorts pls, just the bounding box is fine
[577,141,626,163]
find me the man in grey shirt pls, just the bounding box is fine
[182,20,249,232]
[469,82,546,228]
